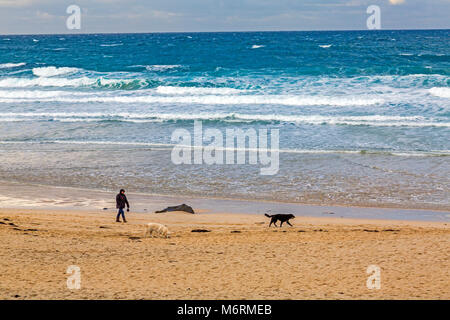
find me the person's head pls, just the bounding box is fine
[120,189,125,194]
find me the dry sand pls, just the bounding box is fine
[0,208,448,300]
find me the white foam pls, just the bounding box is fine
[251,45,265,49]
[145,65,182,71]
[319,44,332,48]
[0,76,142,88]
[156,86,243,95]
[32,66,80,77]
[0,112,447,127]
[0,90,91,99]
[100,43,123,47]
[28,95,383,106]
[0,62,26,69]
[429,87,450,98]
[1,139,448,157]
[0,77,95,88]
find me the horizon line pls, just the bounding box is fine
[1,28,449,37]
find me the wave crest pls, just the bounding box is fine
[32,66,80,77]
[0,112,447,127]
[0,62,26,69]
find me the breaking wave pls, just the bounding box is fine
[0,112,447,127]
[32,66,80,77]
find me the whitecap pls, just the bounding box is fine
[319,44,332,48]
[0,62,26,69]
[145,65,182,71]
[100,43,123,47]
[251,45,265,49]
[32,66,80,77]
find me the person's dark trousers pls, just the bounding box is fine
[116,208,126,222]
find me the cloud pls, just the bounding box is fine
[389,0,406,5]
[0,0,33,7]
[36,10,54,19]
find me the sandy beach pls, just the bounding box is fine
[0,207,448,300]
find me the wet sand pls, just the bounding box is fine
[0,208,448,299]
[0,181,449,221]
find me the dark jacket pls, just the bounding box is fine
[116,193,129,209]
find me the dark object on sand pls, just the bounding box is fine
[103,208,108,210]
[231,230,241,233]
[363,229,379,232]
[191,229,210,233]
[156,204,195,214]
[264,213,295,227]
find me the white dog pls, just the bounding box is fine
[144,223,170,238]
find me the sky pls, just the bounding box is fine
[0,0,449,35]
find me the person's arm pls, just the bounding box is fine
[125,196,130,210]
[116,194,120,207]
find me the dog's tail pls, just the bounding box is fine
[264,213,272,218]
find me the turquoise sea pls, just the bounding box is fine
[0,30,448,209]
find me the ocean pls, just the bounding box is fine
[0,30,449,210]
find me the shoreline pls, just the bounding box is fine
[0,180,449,222]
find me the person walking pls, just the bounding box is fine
[116,189,130,223]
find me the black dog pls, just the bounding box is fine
[264,213,295,227]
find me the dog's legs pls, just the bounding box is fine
[280,221,284,227]
[273,221,278,227]
[287,221,293,226]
